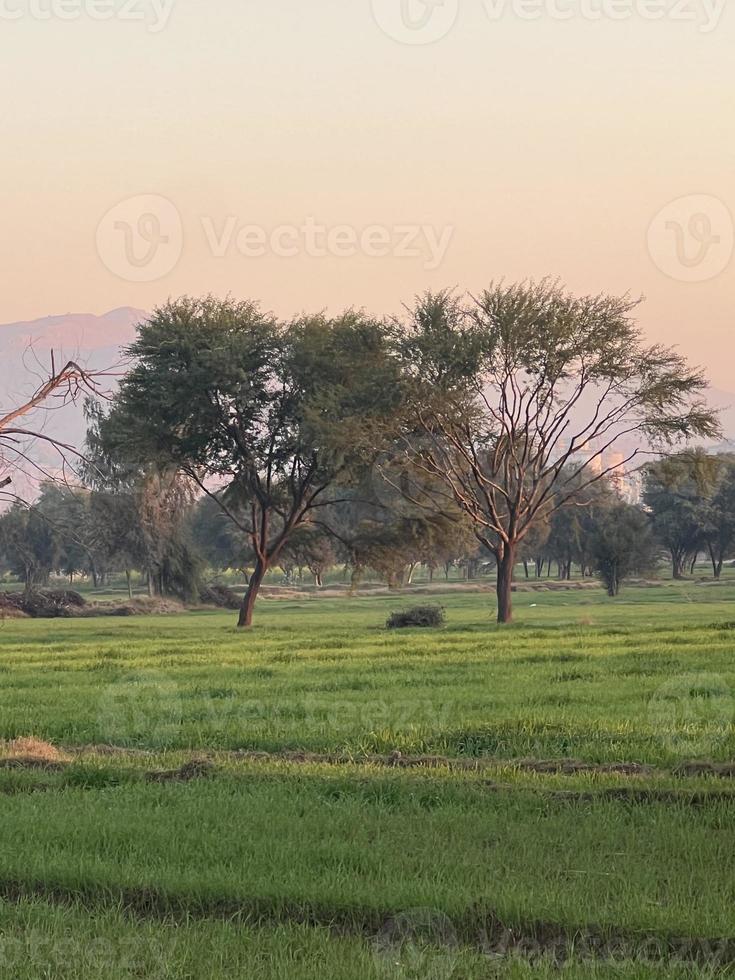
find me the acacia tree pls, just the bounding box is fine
[590,502,658,597]
[642,451,719,579]
[97,297,399,627]
[395,283,718,623]
[0,502,60,594]
[279,525,336,586]
[544,474,617,579]
[705,457,735,579]
[85,401,203,599]
[190,493,252,575]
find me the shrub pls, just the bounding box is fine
[199,584,241,610]
[386,605,445,630]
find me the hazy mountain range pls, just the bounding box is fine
[0,308,733,496]
[0,307,143,411]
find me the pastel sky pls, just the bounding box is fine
[1,0,733,387]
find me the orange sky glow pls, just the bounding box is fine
[1,0,733,388]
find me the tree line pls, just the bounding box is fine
[0,283,723,625]
[3,451,732,607]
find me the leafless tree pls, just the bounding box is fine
[0,353,104,498]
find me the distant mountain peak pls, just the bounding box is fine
[0,307,146,357]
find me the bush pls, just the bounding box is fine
[386,605,445,630]
[199,584,241,610]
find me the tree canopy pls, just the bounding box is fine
[96,297,401,625]
[393,281,719,621]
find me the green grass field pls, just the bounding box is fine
[2,581,735,977]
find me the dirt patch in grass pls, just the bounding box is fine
[56,743,735,782]
[56,744,677,777]
[0,879,732,966]
[5,748,734,807]
[146,759,217,783]
[535,786,735,806]
[675,761,735,778]
[0,738,71,771]
[515,758,654,776]
[73,744,153,758]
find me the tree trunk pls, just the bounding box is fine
[125,569,133,600]
[672,552,685,580]
[238,558,268,628]
[496,545,516,624]
[523,560,529,579]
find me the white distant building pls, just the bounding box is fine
[570,444,642,503]
[575,438,604,477]
[605,451,642,503]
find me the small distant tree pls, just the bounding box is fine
[702,456,735,579]
[545,475,617,579]
[279,524,336,587]
[643,451,719,579]
[590,503,658,596]
[96,298,400,627]
[85,405,202,600]
[34,483,91,583]
[190,494,252,576]
[0,502,60,594]
[396,283,718,623]
[88,490,146,598]
[518,518,552,579]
